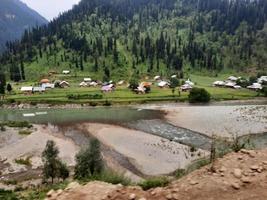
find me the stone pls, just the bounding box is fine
[190,180,199,185]
[233,168,242,179]
[172,194,180,200]
[231,182,240,190]
[138,198,146,200]
[166,194,173,199]
[150,191,156,195]
[65,182,80,190]
[57,189,63,196]
[250,165,259,171]
[46,189,55,197]
[129,193,136,200]
[262,161,267,165]
[241,177,252,183]
[219,166,226,172]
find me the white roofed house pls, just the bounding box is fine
[62,70,70,74]
[42,83,55,89]
[225,81,236,88]
[79,81,88,87]
[59,81,70,88]
[180,84,193,92]
[21,86,33,95]
[247,83,263,90]
[185,79,195,86]
[154,75,161,81]
[32,87,45,93]
[258,76,267,84]
[228,76,238,82]
[213,81,225,87]
[84,78,92,82]
[158,81,169,88]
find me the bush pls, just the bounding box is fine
[1,121,32,128]
[18,130,32,135]
[93,170,131,186]
[67,93,103,100]
[188,88,211,103]
[261,87,267,97]
[0,189,19,200]
[129,78,139,91]
[15,157,32,166]
[138,177,169,190]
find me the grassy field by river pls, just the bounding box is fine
[2,74,260,105]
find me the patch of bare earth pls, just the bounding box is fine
[47,148,267,200]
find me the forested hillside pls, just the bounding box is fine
[0,0,47,52]
[0,0,266,82]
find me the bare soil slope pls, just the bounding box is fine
[46,148,267,200]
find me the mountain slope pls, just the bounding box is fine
[0,0,266,82]
[0,0,48,51]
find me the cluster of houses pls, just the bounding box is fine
[79,78,126,93]
[213,75,267,90]
[153,75,195,92]
[247,76,267,90]
[20,79,70,94]
[213,76,242,89]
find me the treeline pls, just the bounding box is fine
[0,0,266,81]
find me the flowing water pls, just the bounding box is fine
[0,105,266,150]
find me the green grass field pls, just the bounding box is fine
[3,73,259,105]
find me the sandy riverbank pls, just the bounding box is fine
[0,125,79,176]
[84,123,208,176]
[160,105,267,138]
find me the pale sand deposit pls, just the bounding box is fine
[85,123,208,176]
[141,104,267,138]
[0,125,79,175]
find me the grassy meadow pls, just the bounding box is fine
[2,72,260,105]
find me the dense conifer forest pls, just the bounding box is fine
[0,0,266,81]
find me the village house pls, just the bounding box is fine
[62,70,70,74]
[59,81,70,88]
[21,86,33,95]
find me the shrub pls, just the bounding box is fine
[129,78,139,91]
[15,157,32,166]
[18,130,32,135]
[67,93,103,100]
[138,177,169,190]
[2,121,32,128]
[261,87,267,97]
[93,170,131,186]
[188,88,211,103]
[0,189,19,200]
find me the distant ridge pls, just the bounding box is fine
[0,0,48,51]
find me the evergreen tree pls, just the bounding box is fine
[74,138,103,179]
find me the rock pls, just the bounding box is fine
[233,168,242,179]
[129,193,136,200]
[262,161,267,165]
[231,182,240,190]
[150,191,156,195]
[219,166,226,172]
[46,189,55,197]
[190,180,199,185]
[65,182,80,190]
[172,194,179,200]
[166,194,173,199]
[241,177,252,183]
[56,189,63,196]
[250,165,259,171]
[138,198,146,200]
